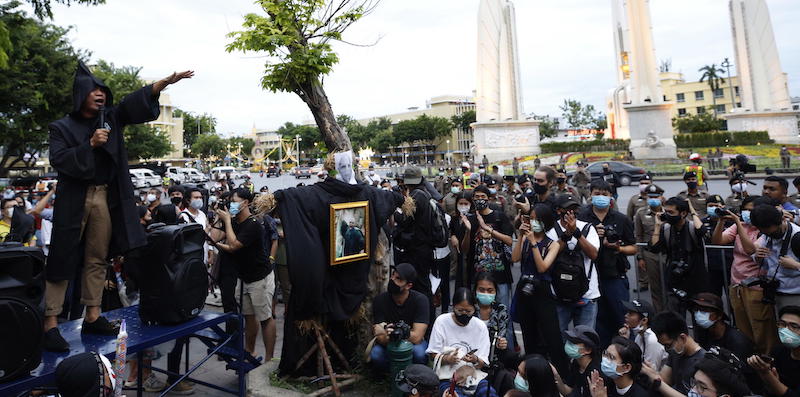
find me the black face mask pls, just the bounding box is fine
[455,313,472,326]
[686,181,698,190]
[474,199,488,211]
[660,213,682,225]
[557,177,566,184]
[170,196,182,205]
[533,183,548,195]
[387,279,403,295]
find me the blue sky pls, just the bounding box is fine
[41,0,800,135]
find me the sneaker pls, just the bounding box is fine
[168,381,195,395]
[205,291,222,307]
[43,328,70,352]
[143,373,167,392]
[81,316,120,335]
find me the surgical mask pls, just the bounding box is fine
[455,313,472,326]
[229,201,241,216]
[592,195,611,209]
[147,193,157,203]
[632,324,644,334]
[170,196,182,205]
[741,210,751,224]
[370,171,376,176]
[694,311,715,329]
[458,205,471,215]
[647,198,661,208]
[686,181,698,190]
[688,390,703,397]
[731,183,747,193]
[476,292,495,305]
[451,186,461,194]
[601,357,624,379]
[190,199,204,210]
[706,207,719,218]
[669,338,685,355]
[209,196,218,204]
[523,170,529,174]
[779,327,800,348]
[531,220,544,233]
[478,169,485,174]
[474,199,488,211]
[488,188,497,195]
[533,183,548,195]
[564,341,583,359]
[639,184,648,192]
[513,373,529,392]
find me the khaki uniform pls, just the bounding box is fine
[627,194,649,219]
[633,206,665,312]
[443,192,458,218]
[677,190,709,214]
[572,169,591,204]
[725,193,748,211]
[551,185,578,197]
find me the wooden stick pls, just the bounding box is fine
[321,330,352,372]
[306,376,360,397]
[294,343,319,372]
[317,346,324,377]
[295,374,358,381]
[315,327,340,397]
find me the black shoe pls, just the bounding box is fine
[44,328,70,352]
[81,316,120,335]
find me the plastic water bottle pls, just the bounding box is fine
[114,320,127,396]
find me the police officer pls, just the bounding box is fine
[634,184,666,311]
[552,168,578,197]
[395,364,440,397]
[677,171,709,214]
[627,174,653,219]
[573,161,591,204]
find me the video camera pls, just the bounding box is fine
[732,155,756,174]
[743,276,780,304]
[605,224,620,244]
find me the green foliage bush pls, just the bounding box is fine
[673,131,771,148]
[541,139,629,153]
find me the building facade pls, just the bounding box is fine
[248,125,282,161]
[147,92,185,159]
[661,72,742,118]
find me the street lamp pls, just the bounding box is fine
[721,58,736,110]
[446,139,451,164]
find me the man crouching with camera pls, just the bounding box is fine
[650,196,708,316]
[750,204,800,315]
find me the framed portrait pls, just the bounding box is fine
[329,201,370,266]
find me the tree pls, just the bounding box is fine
[369,128,396,153]
[450,110,476,132]
[191,133,226,158]
[226,136,255,158]
[338,114,392,150]
[535,115,559,138]
[175,109,217,154]
[0,4,80,175]
[394,114,452,144]
[226,0,380,154]
[699,64,726,117]
[672,111,724,133]
[559,99,604,130]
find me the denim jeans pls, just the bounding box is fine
[597,277,629,346]
[556,299,598,332]
[496,282,515,350]
[370,340,429,372]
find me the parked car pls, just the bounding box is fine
[130,168,161,188]
[182,168,208,183]
[165,166,187,184]
[267,164,282,177]
[210,166,239,181]
[567,161,647,186]
[294,166,311,179]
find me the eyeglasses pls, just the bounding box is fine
[689,377,716,395]
[777,320,800,333]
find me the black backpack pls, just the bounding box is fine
[138,222,208,325]
[416,189,450,248]
[551,223,594,303]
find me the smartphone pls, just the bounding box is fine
[759,354,774,365]
[521,215,531,224]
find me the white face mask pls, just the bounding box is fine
[147,193,157,203]
[209,196,218,204]
[639,184,649,192]
[190,199,203,210]
[5,208,13,218]
[458,205,471,215]
[731,183,747,193]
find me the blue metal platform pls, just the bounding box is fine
[0,306,255,397]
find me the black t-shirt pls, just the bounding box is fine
[565,357,601,397]
[607,382,649,397]
[577,206,635,279]
[467,210,514,284]
[772,345,800,394]
[702,325,754,365]
[666,348,706,394]
[372,290,430,326]
[395,187,433,251]
[221,215,270,283]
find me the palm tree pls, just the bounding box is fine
[699,64,726,117]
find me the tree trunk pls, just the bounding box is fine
[300,79,352,153]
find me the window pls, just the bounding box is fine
[716,104,726,113]
[714,89,724,98]
[676,93,685,103]
[694,91,705,100]
[678,108,687,116]
[736,102,742,108]
[734,86,740,96]
[696,107,706,114]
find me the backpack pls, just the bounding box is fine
[551,223,594,303]
[416,189,450,248]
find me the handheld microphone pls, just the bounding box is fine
[98,105,110,131]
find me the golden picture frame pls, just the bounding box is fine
[329,201,370,266]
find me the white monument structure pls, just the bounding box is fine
[609,0,677,159]
[724,0,799,144]
[471,0,540,162]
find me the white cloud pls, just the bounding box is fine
[44,0,799,135]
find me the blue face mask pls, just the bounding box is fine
[476,292,495,305]
[564,341,583,359]
[706,207,719,218]
[741,210,751,224]
[488,188,497,195]
[513,373,529,391]
[647,198,661,208]
[779,327,800,348]
[600,357,623,379]
[451,186,461,194]
[229,201,241,216]
[591,195,611,209]
[693,311,715,329]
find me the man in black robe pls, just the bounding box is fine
[43,62,193,351]
[341,220,365,256]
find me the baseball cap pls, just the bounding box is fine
[555,194,580,209]
[689,153,701,161]
[402,167,423,185]
[564,325,599,349]
[394,263,417,284]
[644,184,664,197]
[622,299,656,319]
[396,364,439,394]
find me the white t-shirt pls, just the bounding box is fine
[426,312,490,367]
[545,219,601,300]
[636,328,667,370]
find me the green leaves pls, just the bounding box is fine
[124,125,173,161]
[559,99,604,130]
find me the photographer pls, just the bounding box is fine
[515,166,558,214]
[747,305,800,397]
[578,179,636,346]
[649,196,708,316]
[750,204,800,313]
[726,174,752,210]
[370,263,430,371]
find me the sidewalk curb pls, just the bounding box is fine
[248,361,305,397]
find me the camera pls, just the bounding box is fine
[743,276,780,304]
[670,259,691,278]
[715,207,733,217]
[515,189,534,203]
[519,274,538,296]
[732,155,756,173]
[387,321,411,342]
[605,224,619,244]
[671,288,689,301]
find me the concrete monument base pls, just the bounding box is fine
[624,102,678,159]
[723,110,800,144]
[471,120,541,162]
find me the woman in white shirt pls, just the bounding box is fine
[427,287,491,375]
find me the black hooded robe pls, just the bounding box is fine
[46,62,158,282]
[275,178,402,375]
